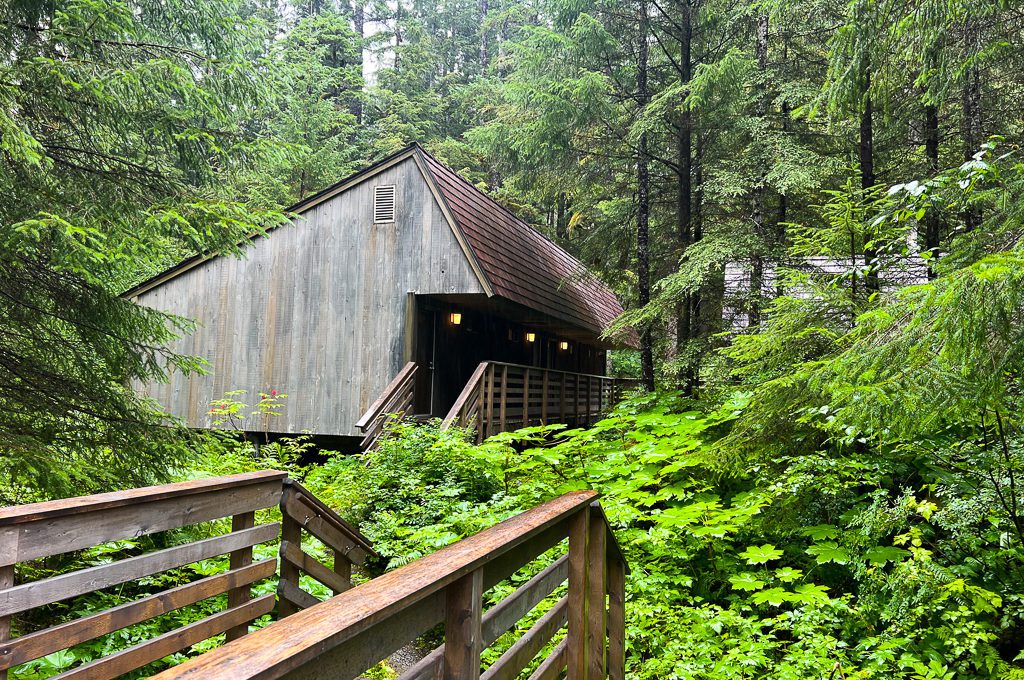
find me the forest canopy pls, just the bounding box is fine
[4,0,1024,677]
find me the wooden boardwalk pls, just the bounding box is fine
[1,472,626,680]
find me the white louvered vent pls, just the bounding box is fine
[373,185,396,223]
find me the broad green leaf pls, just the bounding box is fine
[738,544,784,565]
[729,572,767,591]
[806,541,850,565]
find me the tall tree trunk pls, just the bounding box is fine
[675,0,693,387]
[479,0,489,72]
[924,101,940,277]
[748,10,769,327]
[638,0,655,392]
[962,35,982,232]
[860,77,879,293]
[351,1,365,124]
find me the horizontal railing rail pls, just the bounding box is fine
[0,471,373,680]
[442,361,640,443]
[355,361,419,450]
[153,490,628,680]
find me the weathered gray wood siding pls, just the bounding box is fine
[133,157,485,436]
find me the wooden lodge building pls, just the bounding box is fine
[128,144,635,446]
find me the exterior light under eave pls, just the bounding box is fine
[449,312,462,325]
[559,341,569,351]
[525,332,536,343]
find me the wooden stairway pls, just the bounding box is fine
[357,361,639,450]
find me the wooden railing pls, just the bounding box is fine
[355,361,419,450]
[154,490,627,680]
[442,362,638,443]
[0,471,374,680]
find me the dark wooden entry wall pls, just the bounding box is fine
[412,298,607,417]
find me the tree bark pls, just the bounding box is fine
[638,0,655,392]
[748,10,769,326]
[352,0,365,124]
[479,0,489,72]
[924,101,940,277]
[860,77,879,293]
[962,39,982,232]
[675,0,693,386]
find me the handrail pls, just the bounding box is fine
[153,490,629,680]
[355,361,418,431]
[441,361,638,442]
[355,361,419,450]
[0,471,373,680]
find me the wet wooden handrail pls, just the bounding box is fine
[442,361,639,442]
[154,491,629,680]
[356,361,419,450]
[0,471,372,680]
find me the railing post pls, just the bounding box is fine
[499,365,508,433]
[560,373,567,423]
[0,564,11,680]
[607,557,626,680]
[541,370,549,423]
[485,364,496,440]
[523,368,531,426]
[277,486,302,619]
[333,551,352,595]
[567,506,590,680]
[587,508,607,679]
[225,510,256,641]
[444,569,484,679]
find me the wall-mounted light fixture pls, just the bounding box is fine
[525,332,536,343]
[449,312,462,325]
[558,341,569,351]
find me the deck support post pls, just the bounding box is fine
[444,569,484,679]
[225,510,256,641]
[587,507,607,679]
[0,564,12,680]
[277,488,302,619]
[607,557,626,680]
[567,507,590,680]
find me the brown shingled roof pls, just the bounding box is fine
[417,147,629,342]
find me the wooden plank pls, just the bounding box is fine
[526,639,567,680]
[441,363,488,429]
[480,597,567,680]
[0,472,285,526]
[281,493,369,565]
[226,511,256,641]
[0,565,10,680]
[1,480,284,566]
[444,569,483,680]
[586,511,607,679]
[398,554,569,680]
[485,364,495,439]
[523,369,531,425]
[355,362,418,431]
[52,594,275,680]
[498,366,508,434]
[280,541,350,594]
[541,371,548,423]
[0,523,279,618]
[286,481,375,557]
[607,558,626,680]
[566,508,589,680]
[279,590,446,680]
[0,560,275,671]
[154,491,598,680]
[333,553,352,596]
[278,579,321,612]
[278,489,303,619]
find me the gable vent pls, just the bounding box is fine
[374,185,396,223]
